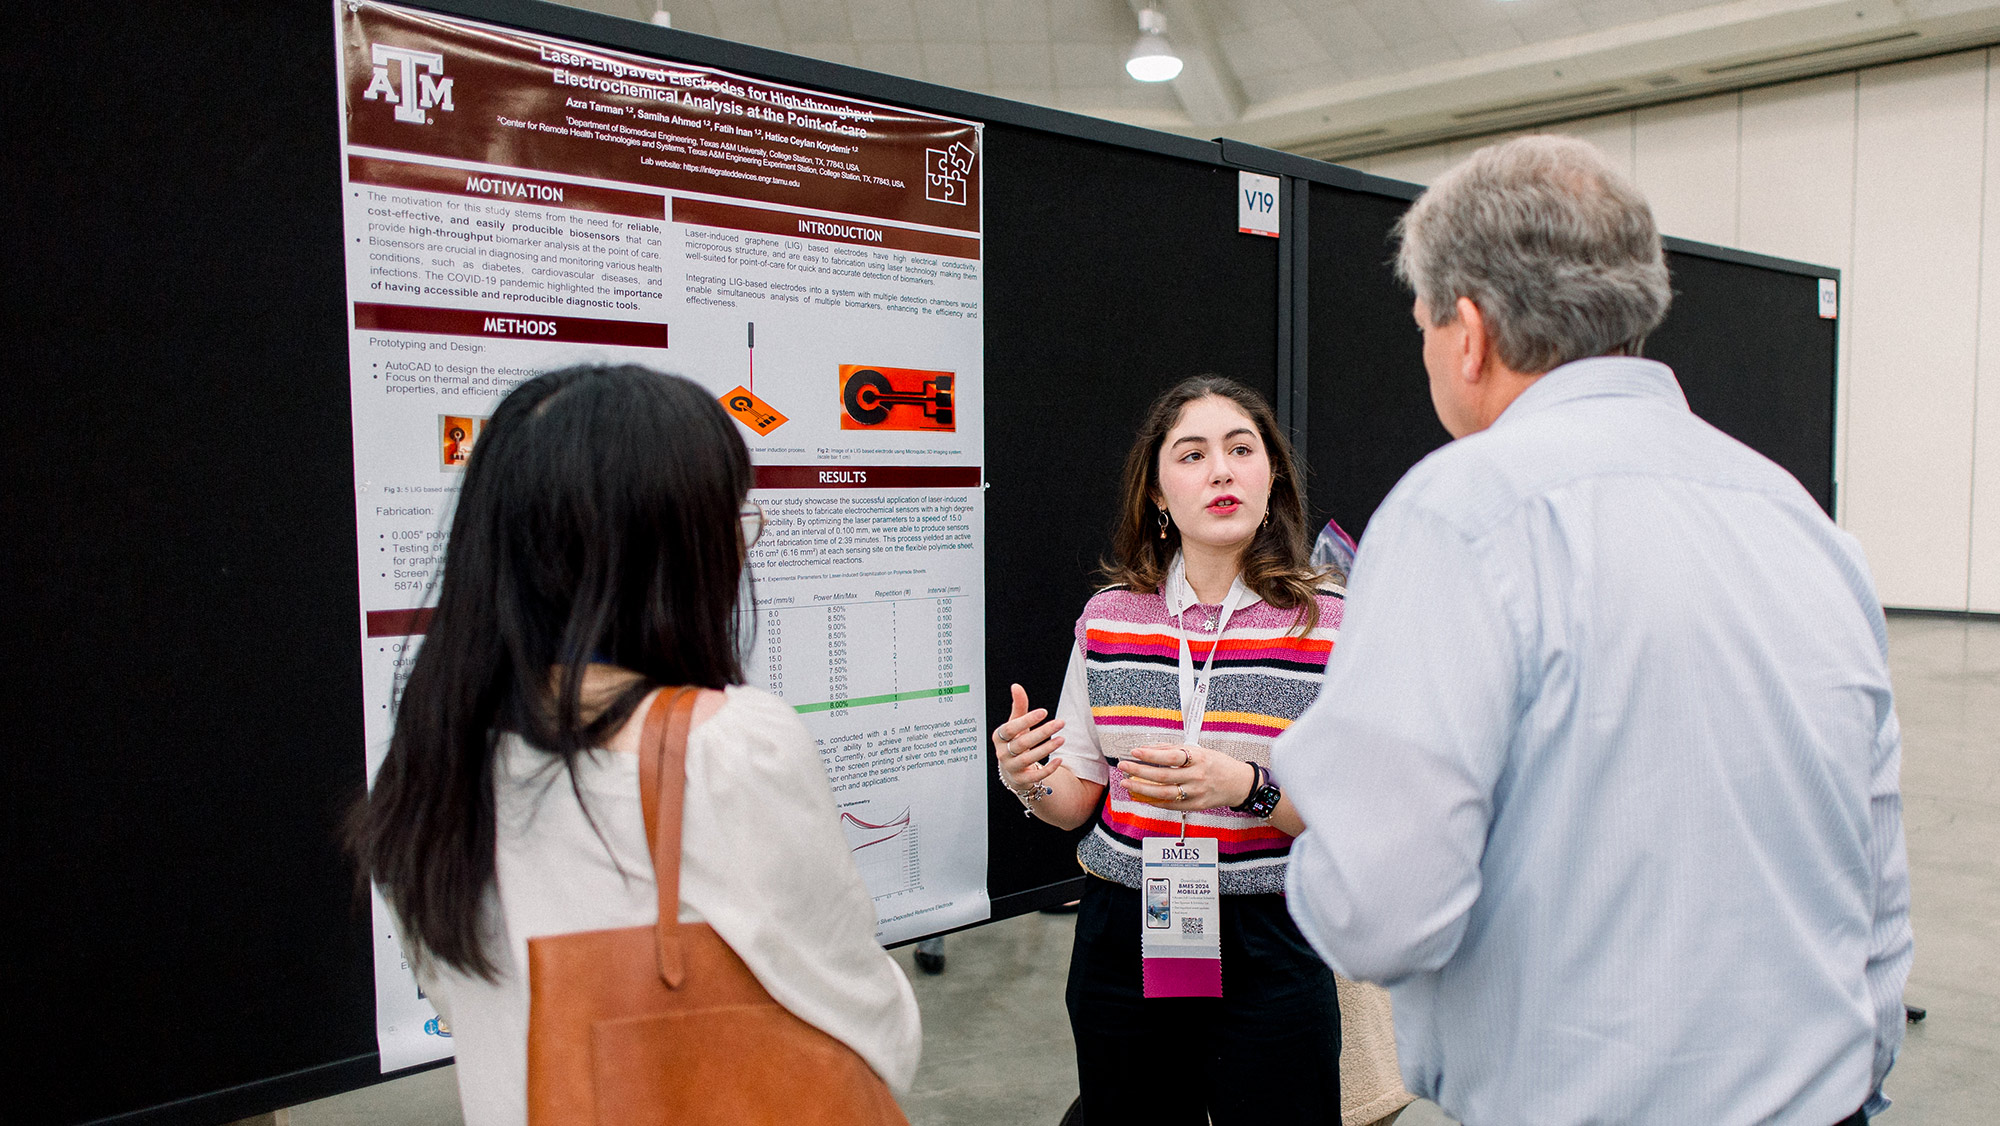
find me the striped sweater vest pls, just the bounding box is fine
[1073,586,1343,895]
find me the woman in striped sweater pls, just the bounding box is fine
[993,375,1354,1125]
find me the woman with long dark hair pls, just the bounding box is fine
[992,375,1381,1125]
[351,364,919,1125]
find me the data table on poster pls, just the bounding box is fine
[741,574,987,922]
[754,594,965,715]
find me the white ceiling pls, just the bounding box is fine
[550,0,2000,157]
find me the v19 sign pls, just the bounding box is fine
[1238,171,1280,238]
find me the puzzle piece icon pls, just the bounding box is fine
[926,147,968,204]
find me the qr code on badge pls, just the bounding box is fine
[1181,916,1203,937]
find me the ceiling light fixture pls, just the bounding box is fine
[650,3,671,28]
[1126,8,1183,83]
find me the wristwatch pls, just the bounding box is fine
[1230,762,1283,819]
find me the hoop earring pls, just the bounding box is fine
[1157,509,1170,539]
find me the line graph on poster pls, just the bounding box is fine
[841,806,921,899]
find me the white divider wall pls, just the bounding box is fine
[1351,50,2000,613]
[1977,80,2000,612]
[1849,54,1985,612]
[1635,94,1741,247]
[1738,73,1860,569]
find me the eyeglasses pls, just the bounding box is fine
[739,499,765,549]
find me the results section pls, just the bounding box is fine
[743,473,987,943]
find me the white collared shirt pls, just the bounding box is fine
[415,686,921,1125]
[1276,356,1912,1126]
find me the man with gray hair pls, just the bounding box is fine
[1274,135,1911,1125]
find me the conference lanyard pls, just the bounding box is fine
[1143,561,1242,1000]
[1173,566,1249,747]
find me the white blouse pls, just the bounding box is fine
[414,685,922,1126]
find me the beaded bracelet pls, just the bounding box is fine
[999,764,1053,816]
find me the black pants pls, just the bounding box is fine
[1066,876,1342,1126]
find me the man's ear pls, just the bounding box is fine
[1456,296,1490,384]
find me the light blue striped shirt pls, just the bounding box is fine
[1276,357,1911,1126]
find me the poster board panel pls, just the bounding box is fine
[1302,181,1840,539]
[1303,184,1451,539]
[1645,251,1840,516]
[7,7,372,1126]
[980,123,1283,903]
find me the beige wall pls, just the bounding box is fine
[1347,51,2000,613]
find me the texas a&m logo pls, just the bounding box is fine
[362,44,454,124]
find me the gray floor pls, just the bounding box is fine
[292,613,1997,1125]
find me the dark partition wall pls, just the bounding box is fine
[1302,183,1449,537]
[1648,248,1840,515]
[984,128,1280,908]
[1297,179,1840,539]
[981,126,1280,904]
[6,8,374,1126]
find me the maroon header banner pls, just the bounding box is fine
[349,155,664,220]
[354,302,667,348]
[366,607,435,638]
[340,2,980,233]
[754,465,982,489]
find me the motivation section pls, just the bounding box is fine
[351,175,668,315]
[349,154,664,219]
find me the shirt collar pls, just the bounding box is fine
[1491,355,1688,430]
[1164,552,1263,615]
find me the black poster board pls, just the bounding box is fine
[8,6,373,1125]
[6,4,1833,1122]
[1283,168,1840,538]
[1300,183,1450,539]
[980,125,1280,910]
[1646,247,1841,516]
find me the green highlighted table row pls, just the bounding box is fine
[794,684,971,713]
